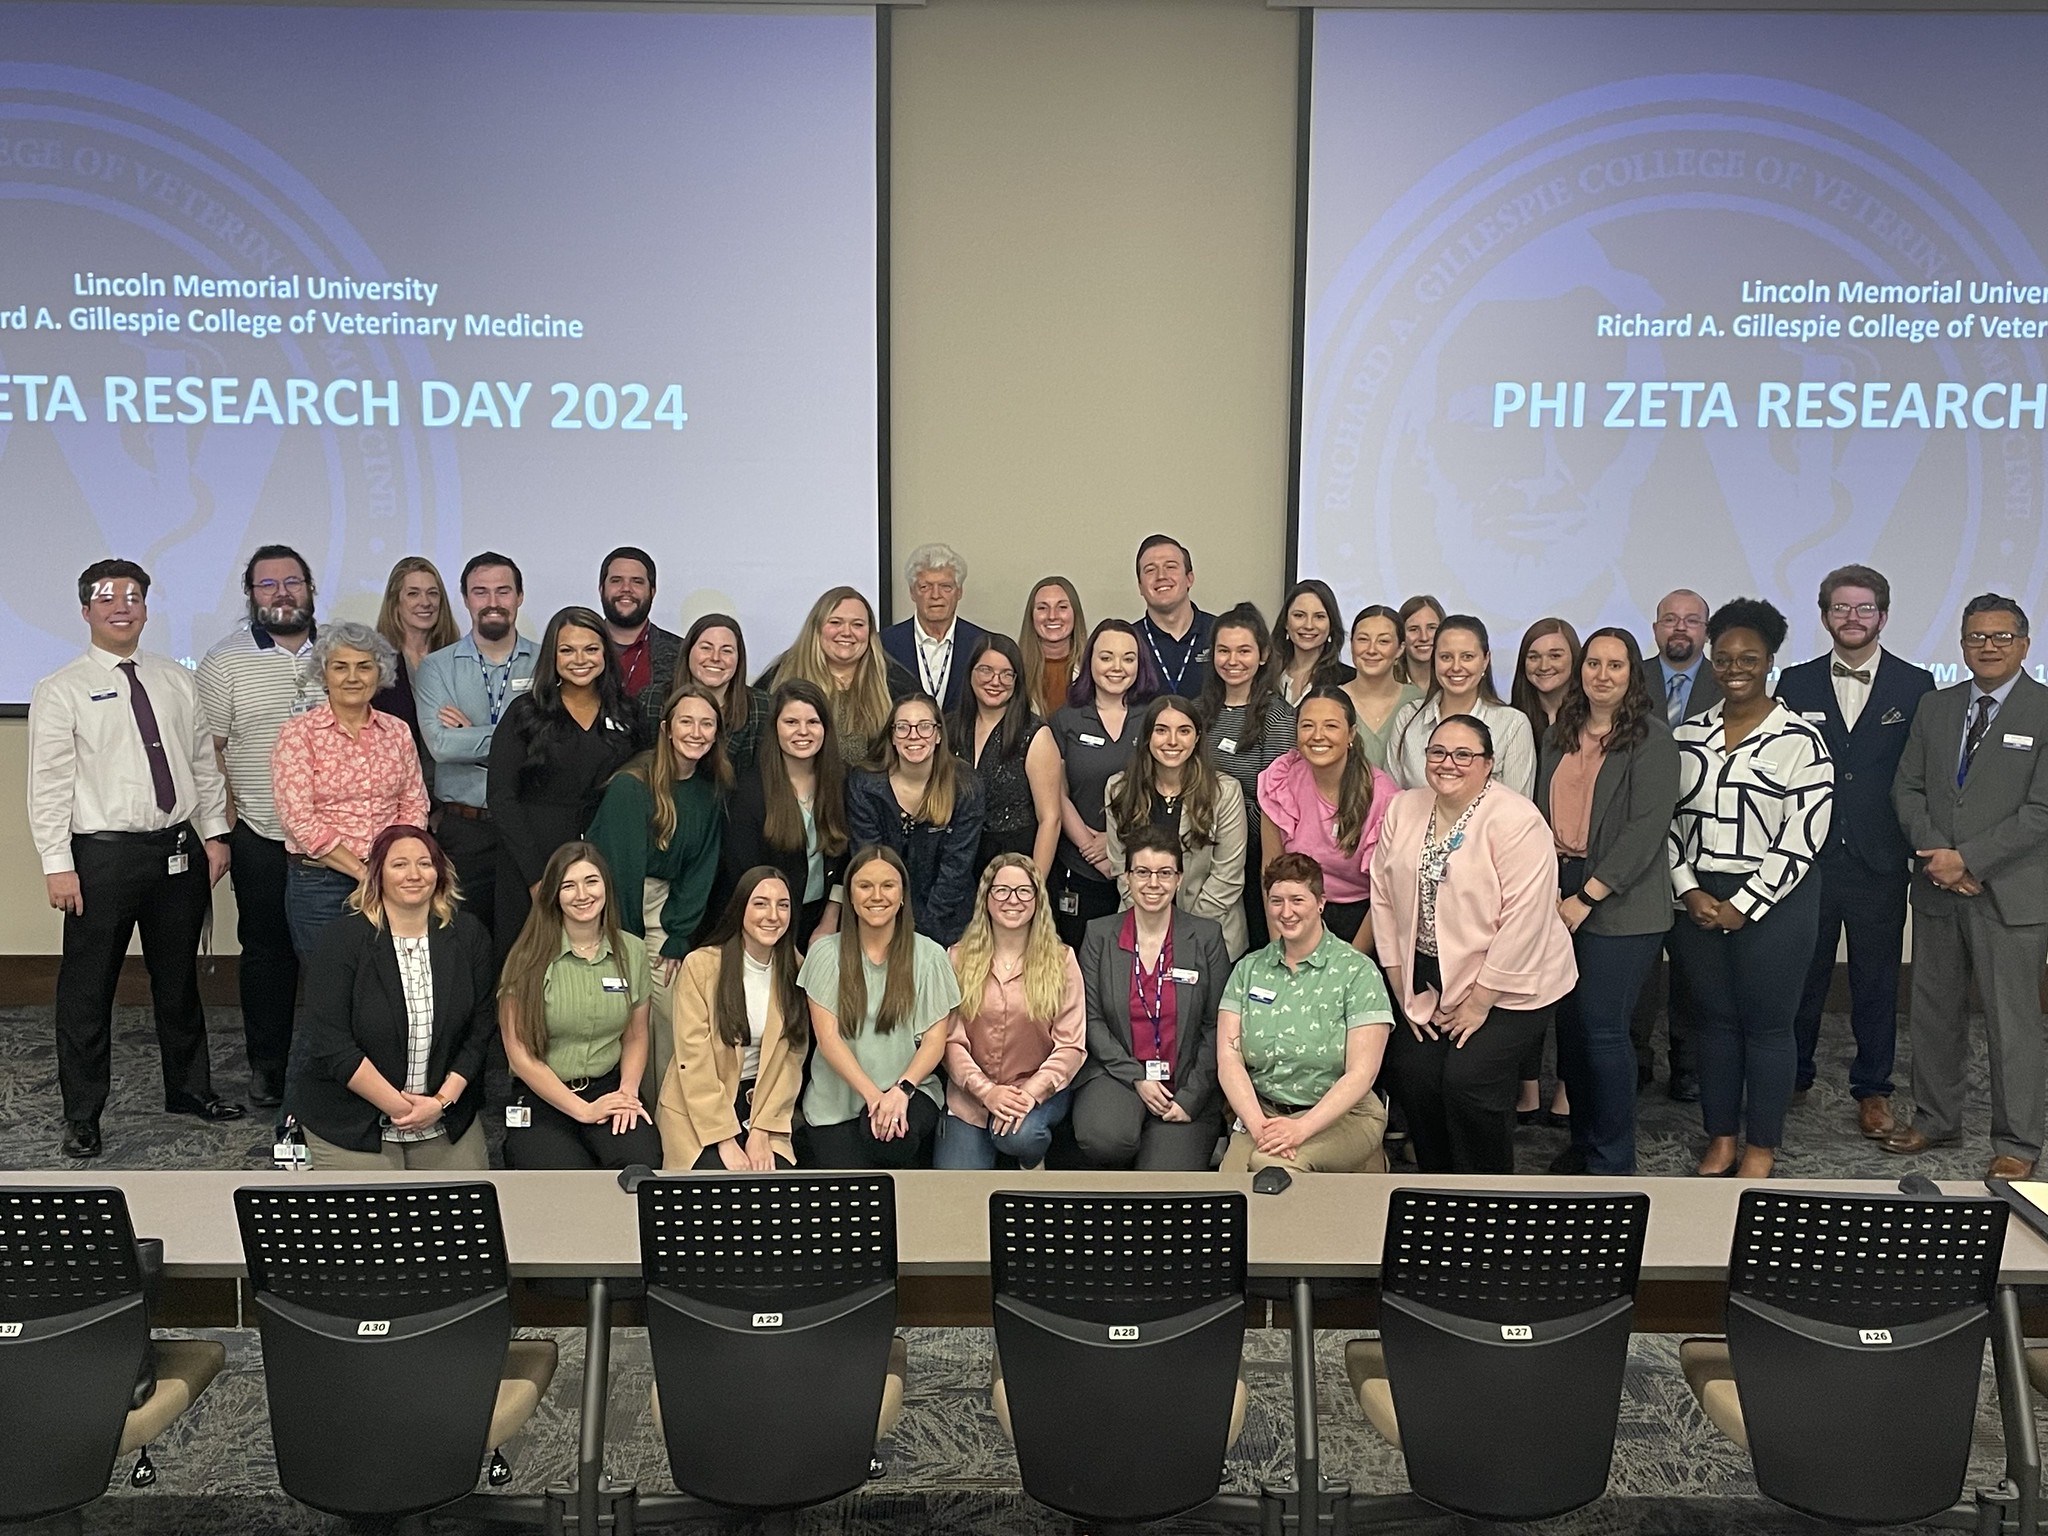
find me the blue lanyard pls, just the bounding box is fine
[475,651,512,725]
[1141,616,1198,697]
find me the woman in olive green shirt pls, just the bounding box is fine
[497,839,663,1169]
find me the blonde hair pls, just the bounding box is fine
[375,556,459,657]
[876,694,958,826]
[772,585,893,761]
[951,856,1068,1025]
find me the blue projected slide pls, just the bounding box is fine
[1299,9,2048,672]
[0,3,878,697]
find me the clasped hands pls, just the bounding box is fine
[1407,990,1490,1047]
[1134,1079,1190,1123]
[1918,847,1983,896]
[1682,889,1748,932]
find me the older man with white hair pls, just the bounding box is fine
[880,542,988,713]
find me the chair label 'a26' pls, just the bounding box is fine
[1858,1328,1893,1346]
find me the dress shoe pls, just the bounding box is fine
[165,1094,246,1123]
[1880,1125,1956,1157]
[248,1065,285,1110]
[1788,1086,1810,1108]
[62,1120,101,1159]
[1667,1070,1700,1104]
[1989,1155,2038,1181]
[1856,1096,1896,1140]
[1547,1146,1589,1175]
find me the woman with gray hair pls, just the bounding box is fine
[273,620,430,958]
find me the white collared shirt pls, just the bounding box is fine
[28,646,231,873]
[1830,649,1881,730]
[914,618,958,701]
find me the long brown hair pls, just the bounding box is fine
[1395,593,1445,687]
[1509,617,1582,744]
[876,693,959,826]
[1299,685,1375,854]
[759,679,849,856]
[374,556,459,658]
[1551,627,1654,754]
[1017,575,1087,718]
[498,841,630,1061]
[771,586,892,756]
[697,866,807,1049]
[677,613,754,733]
[1109,695,1223,850]
[837,845,919,1035]
[619,684,732,850]
[1195,603,1282,747]
[1272,579,1349,685]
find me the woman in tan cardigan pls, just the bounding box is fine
[657,865,805,1170]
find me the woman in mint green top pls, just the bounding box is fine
[798,845,962,1168]
[1342,605,1425,773]
[497,839,663,1170]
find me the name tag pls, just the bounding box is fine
[1168,967,1199,984]
[510,677,532,692]
[1801,711,1827,722]
[1078,733,1106,747]
[1145,1059,1172,1082]
[601,976,630,992]
[1247,985,1278,1005]
[505,1105,533,1128]
[166,854,189,876]
[2004,733,2034,750]
[1216,737,1237,756]
[88,689,119,702]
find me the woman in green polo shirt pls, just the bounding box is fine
[1215,850,1394,1173]
[497,839,663,1169]
[798,845,962,1167]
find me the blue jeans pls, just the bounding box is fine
[285,861,359,962]
[1557,929,1664,1174]
[934,1088,1073,1169]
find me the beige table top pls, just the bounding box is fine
[4,1170,2045,1283]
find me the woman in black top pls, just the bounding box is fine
[488,604,642,949]
[947,632,1061,879]
[1272,579,1358,708]
[1051,618,1162,949]
[1197,603,1294,952]
[846,692,985,945]
[716,678,849,947]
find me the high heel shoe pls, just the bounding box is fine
[1696,1159,1738,1177]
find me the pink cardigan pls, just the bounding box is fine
[1368,786,1577,1026]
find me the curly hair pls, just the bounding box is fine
[1707,597,1788,655]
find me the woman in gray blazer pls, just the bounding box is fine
[1072,825,1231,1170]
[1534,628,1681,1175]
[1103,696,1249,958]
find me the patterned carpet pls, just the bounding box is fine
[2,1001,2040,1533]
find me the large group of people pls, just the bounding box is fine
[27,535,2048,1184]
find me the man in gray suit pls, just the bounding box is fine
[1884,593,2048,1178]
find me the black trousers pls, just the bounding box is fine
[1052,867,1119,952]
[1793,859,1907,1100]
[1385,1001,1552,1174]
[1632,918,1699,1080]
[501,1070,662,1170]
[436,809,500,941]
[228,823,297,1075]
[799,1091,942,1169]
[57,828,217,1123]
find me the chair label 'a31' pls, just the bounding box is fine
[0,1322,20,1337]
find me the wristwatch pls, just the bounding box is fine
[895,1079,918,1097]
[1577,886,1607,904]
[436,1096,456,1115]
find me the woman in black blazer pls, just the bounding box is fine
[284,824,497,1168]
[1070,824,1231,1170]
[1533,628,1681,1177]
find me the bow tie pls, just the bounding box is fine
[1831,661,1872,686]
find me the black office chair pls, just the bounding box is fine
[1681,1188,2006,1526]
[990,1190,1251,1527]
[0,1186,224,1528]
[235,1182,557,1520]
[1344,1187,1648,1522]
[639,1173,905,1519]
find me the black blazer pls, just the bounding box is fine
[284,910,497,1153]
[709,764,850,946]
[1775,649,1934,877]
[1640,655,1721,722]
[1534,717,1681,937]
[879,617,990,714]
[1075,909,1230,1123]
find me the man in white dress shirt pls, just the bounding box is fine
[878,542,987,714]
[28,560,243,1158]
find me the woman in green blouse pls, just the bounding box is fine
[497,840,662,1169]
[587,683,730,1102]
[797,845,962,1168]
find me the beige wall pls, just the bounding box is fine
[0,0,1302,953]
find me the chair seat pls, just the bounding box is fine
[2026,1346,2048,1401]
[119,1339,228,1456]
[489,1339,561,1449]
[1678,1339,1748,1451]
[991,1350,1247,1448]
[1341,1339,1401,1449]
[652,1336,907,1445]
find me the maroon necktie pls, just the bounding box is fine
[118,661,178,813]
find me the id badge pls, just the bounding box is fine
[600,976,629,993]
[505,1105,533,1129]
[1057,888,1081,916]
[1247,985,1278,1005]
[272,1136,309,1170]
[166,853,190,876]
[1167,967,1199,984]
[1145,1059,1172,1083]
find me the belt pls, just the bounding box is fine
[286,851,355,872]
[78,824,188,845]
[440,801,491,821]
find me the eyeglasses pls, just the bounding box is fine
[1965,631,2021,648]
[892,720,940,739]
[1129,867,1181,884]
[1827,602,1882,619]
[253,577,307,597]
[1423,746,1489,767]
[988,885,1036,904]
[971,665,1016,685]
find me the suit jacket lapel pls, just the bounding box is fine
[370,929,408,1063]
[1167,914,1205,1078]
[1109,940,1137,1051]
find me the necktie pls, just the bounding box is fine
[118,660,178,813]
[1959,694,1994,788]
[1831,661,1872,686]
[1665,673,1687,727]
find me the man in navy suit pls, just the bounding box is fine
[1777,565,1934,1139]
[879,543,987,715]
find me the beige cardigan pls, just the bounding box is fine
[657,945,801,1170]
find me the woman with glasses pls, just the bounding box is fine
[1371,716,1578,1173]
[947,633,1061,878]
[936,856,1085,1169]
[1106,695,1249,958]
[1669,598,1833,1179]
[847,693,985,945]
[1072,826,1231,1170]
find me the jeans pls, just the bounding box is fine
[284,861,360,963]
[933,1089,1073,1169]
[1557,929,1664,1173]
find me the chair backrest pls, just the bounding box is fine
[990,1190,1247,1525]
[0,1187,148,1521]
[640,1173,899,1512]
[1723,1188,2006,1525]
[1377,1188,1649,1522]
[235,1182,513,1518]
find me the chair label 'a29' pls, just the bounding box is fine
[752,1312,784,1328]
[1500,1325,1533,1341]
[1109,1325,1140,1341]
[0,1322,20,1337]
[356,1320,390,1336]
[1858,1328,1894,1346]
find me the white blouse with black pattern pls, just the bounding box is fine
[1668,701,1834,920]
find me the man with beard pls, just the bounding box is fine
[197,544,325,1109]
[414,552,536,939]
[1630,587,1716,1104]
[598,545,680,732]
[1778,565,1933,1139]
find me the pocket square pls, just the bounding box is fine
[1881,707,1905,725]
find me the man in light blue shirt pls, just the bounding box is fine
[414,551,536,938]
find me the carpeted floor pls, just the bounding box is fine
[2,1000,2040,1533]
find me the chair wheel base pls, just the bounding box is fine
[130,1447,157,1488]
[868,1454,886,1481]
[488,1448,512,1487]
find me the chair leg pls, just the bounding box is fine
[489,1447,513,1487]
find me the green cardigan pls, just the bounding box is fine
[585,769,723,958]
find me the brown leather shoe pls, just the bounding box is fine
[1880,1125,1955,1156]
[1857,1097,1895,1139]
[1989,1155,2037,1181]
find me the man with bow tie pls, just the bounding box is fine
[1776,566,1934,1141]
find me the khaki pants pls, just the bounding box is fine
[303,1119,490,1171]
[1221,1093,1388,1174]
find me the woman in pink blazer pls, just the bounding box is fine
[1369,714,1577,1172]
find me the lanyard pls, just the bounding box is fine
[1133,939,1171,1060]
[1141,615,1198,697]
[917,631,953,699]
[474,651,512,726]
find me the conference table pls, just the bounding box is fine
[8,1169,2045,1534]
